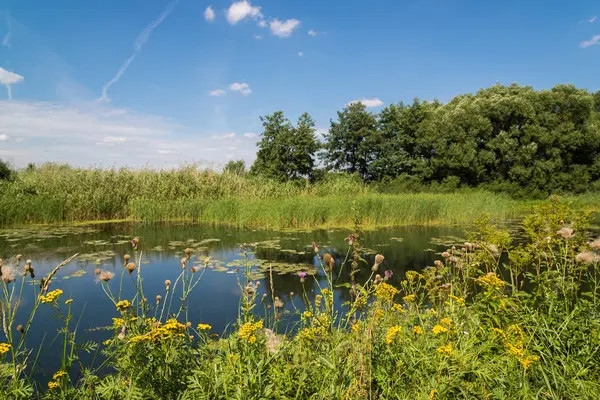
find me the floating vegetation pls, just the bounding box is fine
[390,237,404,242]
[63,270,87,280]
[279,249,307,255]
[252,240,281,250]
[77,250,116,263]
[0,226,99,242]
[150,246,165,252]
[429,235,466,247]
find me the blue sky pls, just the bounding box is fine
[0,0,599,168]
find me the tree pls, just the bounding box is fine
[223,160,246,175]
[321,102,377,179]
[0,158,13,181]
[250,111,319,181]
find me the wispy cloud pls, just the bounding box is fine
[270,18,301,38]
[211,132,236,139]
[0,67,24,100]
[2,12,11,48]
[209,89,227,96]
[204,6,216,22]
[253,34,263,40]
[0,134,8,141]
[580,34,600,48]
[226,1,262,25]
[580,16,597,24]
[308,29,317,37]
[229,82,252,95]
[298,51,304,57]
[243,132,258,138]
[347,98,384,108]
[99,0,179,102]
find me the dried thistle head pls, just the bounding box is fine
[99,270,115,282]
[576,251,600,264]
[274,297,284,308]
[556,227,574,239]
[434,260,444,268]
[156,295,162,304]
[191,266,200,273]
[123,254,130,265]
[1,265,16,284]
[95,268,101,275]
[181,258,187,269]
[184,248,192,258]
[165,279,171,289]
[323,253,333,266]
[186,322,192,328]
[16,255,22,263]
[126,262,136,274]
[442,251,450,258]
[588,238,600,250]
[16,324,24,334]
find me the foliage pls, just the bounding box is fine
[0,158,13,181]
[250,111,320,182]
[1,199,600,398]
[222,160,246,176]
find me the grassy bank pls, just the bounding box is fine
[1,200,600,399]
[1,164,599,228]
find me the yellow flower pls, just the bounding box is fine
[436,343,453,355]
[520,355,540,370]
[392,303,406,313]
[448,295,465,307]
[315,295,323,307]
[103,339,112,346]
[475,273,505,290]
[412,326,423,335]
[112,318,125,328]
[385,326,402,345]
[425,308,438,316]
[298,327,318,342]
[429,389,438,400]
[440,318,453,326]
[374,309,385,319]
[0,343,10,355]
[302,311,313,319]
[403,294,416,303]
[506,343,524,358]
[374,282,399,303]
[48,381,60,390]
[116,300,131,311]
[405,270,423,283]
[197,323,212,331]
[239,320,263,343]
[432,325,449,335]
[65,299,73,305]
[53,371,67,380]
[40,289,64,304]
[351,323,360,332]
[130,317,138,322]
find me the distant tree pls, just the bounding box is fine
[0,158,13,181]
[321,102,377,180]
[223,160,246,175]
[250,111,319,181]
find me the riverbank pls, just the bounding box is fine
[1,165,599,228]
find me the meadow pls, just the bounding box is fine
[1,198,599,399]
[1,164,599,228]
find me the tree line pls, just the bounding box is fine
[247,84,600,197]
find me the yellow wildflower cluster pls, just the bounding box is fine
[40,289,63,304]
[403,294,416,303]
[440,318,453,326]
[298,327,319,342]
[129,319,187,343]
[53,371,67,380]
[375,282,398,303]
[520,355,540,370]
[432,325,449,335]
[321,288,333,307]
[413,326,423,335]
[48,381,60,390]
[0,343,10,354]
[425,308,438,316]
[385,325,402,345]
[354,295,367,308]
[374,309,385,319]
[405,271,424,283]
[392,303,406,313]
[65,299,73,305]
[315,294,323,307]
[112,318,125,329]
[103,339,112,346]
[351,322,361,332]
[490,325,538,370]
[197,323,211,331]
[302,311,313,319]
[436,343,453,355]
[475,273,505,290]
[239,320,263,344]
[116,300,131,311]
[429,389,438,400]
[447,295,465,307]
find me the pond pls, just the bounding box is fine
[0,222,474,377]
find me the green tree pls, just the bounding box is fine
[223,160,246,175]
[0,158,13,181]
[250,111,319,181]
[321,102,377,179]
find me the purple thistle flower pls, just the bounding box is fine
[298,272,307,278]
[346,234,356,246]
[384,270,393,280]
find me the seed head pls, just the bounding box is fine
[274,297,284,308]
[126,262,136,274]
[374,274,382,283]
[434,260,444,268]
[186,322,192,328]
[123,254,130,265]
[191,266,200,273]
[16,255,22,263]
[556,227,574,239]
[156,295,162,304]
[290,292,294,296]
[16,324,24,333]
[184,248,192,258]
[95,268,101,275]
[165,279,171,289]
[588,239,600,250]
[576,251,600,264]
[26,259,31,266]
[442,252,450,258]
[99,270,115,281]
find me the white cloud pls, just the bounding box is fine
[298,51,304,57]
[229,82,251,95]
[0,100,259,168]
[257,19,266,28]
[243,132,258,138]
[253,34,263,40]
[0,134,8,141]
[204,6,215,22]
[99,0,178,101]
[0,67,24,100]
[581,34,600,48]
[308,29,317,37]
[591,16,598,23]
[226,1,262,25]
[316,128,328,138]
[209,89,226,96]
[211,132,236,139]
[347,98,384,108]
[270,18,301,38]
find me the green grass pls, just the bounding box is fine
[1,164,598,228]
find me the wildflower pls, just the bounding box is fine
[156,295,162,304]
[103,339,111,346]
[432,325,449,335]
[64,298,73,305]
[99,270,114,281]
[576,251,600,264]
[440,318,453,326]
[165,279,171,290]
[374,309,384,319]
[589,239,600,250]
[185,322,192,328]
[197,323,211,330]
[302,311,313,318]
[112,318,125,328]
[315,294,323,307]
[1,265,16,284]
[434,260,444,268]
[374,282,398,303]
[116,300,131,311]
[464,242,474,251]
[506,343,524,358]
[441,251,450,258]
[191,266,200,273]
[392,303,406,313]
[403,294,416,303]
[40,289,63,304]
[239,320,263,344]
[94,268,101,275]
[0,343,10,354]
[436,343,453,355]
[556,227,574,239]
[413,326,423,335]
[429,389,438,400]
[372,254,384,271]
[520,355,540,370]
[48,381,60,390]
[447,295,465,307]
[53,371,67,380]
[274,297,284,308]
[126,262,136,274]
[298,272,307,283]
[299,327,318,342]
[405,270,423,283]
[375,274,382,283]
[475,272,505,290]
[385,326,402,345]
[346,234,356,246]
[16,324,24,333]
[384,270,393,280]
[123,254,130,264]
[351,323,360,332]
[184,248,192,258]
[131,237,140,249]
